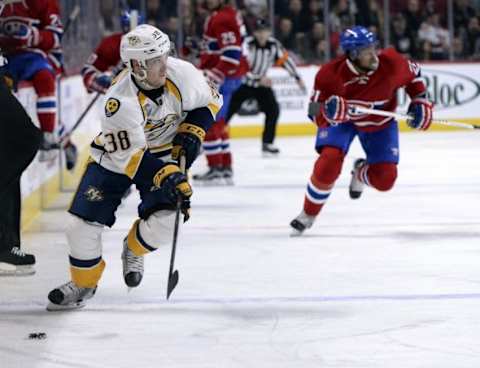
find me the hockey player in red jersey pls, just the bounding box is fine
[82,10,143,94]
[193,0,248,185]
[0,0,63,161]
[290,26,433,235]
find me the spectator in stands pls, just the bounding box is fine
[403,0,423,34]
[287,0,310,34]
[305,0,324,31]
[330,0,357,31]
[276,17,296,51]
[100,0,115,33]
[391,13,417,58]
[356,0,383,30]
[299,21,328,63]
[146,0,177,28]
[452,36,466,59]
[454,0,476,36]
[418,13,450,60]
[466,16,480,58]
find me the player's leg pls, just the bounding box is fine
[47,161,132,310]
[121,183,181,288]
[224,84,251,124]
[31,67,59,161]
[350,121,399,199]
[290,123,356,235]
[0,79,41,275]
[0,179,36,276]
[193,120,224,184]
[219,77,243,182]
[194,77,242,185]
[257,86,280,155]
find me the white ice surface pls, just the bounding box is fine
[1,132,480,368]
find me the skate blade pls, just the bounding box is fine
[290,229,304,237]
[262,151,279,158]
[46,301,86,312]
[0,264,35,277]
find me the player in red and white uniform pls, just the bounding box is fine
[0,0,63,160]
[193,0,248,185]
[290,26,433,235]
[82,10,143,94]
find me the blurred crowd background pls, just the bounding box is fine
[60,0,480,75]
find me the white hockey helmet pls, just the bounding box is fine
[120,24,171,81]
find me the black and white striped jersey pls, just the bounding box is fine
[243,36,300,87]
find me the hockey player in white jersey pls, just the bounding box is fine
[47,24,222,311]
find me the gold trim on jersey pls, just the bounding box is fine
[165,78,182,103]
[137,91,148,120]
[207,102,221,117]
[149,142,173,154]
[178,123,206,141]
[111,69,128,86]
[125,149,146,179]
[153,164,180,187]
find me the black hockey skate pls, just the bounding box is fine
[0,247,36,276]
[262,143,280,156]
[47,281,97,311]
[349,158,367,199]
[122,238,144,288]
[290,211,316,236]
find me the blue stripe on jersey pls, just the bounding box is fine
[307,185,330,200]
[37,101,56,108]
[206,40,219,51]
[222,49,241,60]
[204,144,222,151]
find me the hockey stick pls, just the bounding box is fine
[350,105,480,130]
[60,93,100,143]
[63,3,81,35]
[166,153,186,299]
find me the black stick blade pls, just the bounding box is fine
[167,270,179,299]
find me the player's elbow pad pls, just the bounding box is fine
[184,107,215,134]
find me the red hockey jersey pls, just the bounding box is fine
[0,0,63,70]
[199,5,247,79]
[81,33,122,87]
[311,48,426,132]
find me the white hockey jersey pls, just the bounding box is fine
[90,57,223,179]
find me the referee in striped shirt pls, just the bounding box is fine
[225,19,306,154]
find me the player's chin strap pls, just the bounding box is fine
[349,105,480,130]
[129,60,158,90]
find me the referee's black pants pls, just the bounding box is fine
[0,76,42,252]
[226,84,280,144]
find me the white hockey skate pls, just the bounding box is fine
[290,211,316,236]
[47,281,97,311]
[122,238,144,288]
[349,158,367,199]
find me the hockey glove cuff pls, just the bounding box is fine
[407,98,433,131]
[322,95,349,125]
